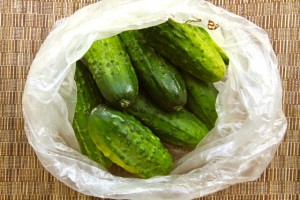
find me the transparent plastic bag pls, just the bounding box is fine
[22,0,287,199]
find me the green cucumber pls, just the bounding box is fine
[196,26,229,65]
[183,72,218,130]
[141,19,226,82]
[88,104,173,178]
[82,35,138,108]
[125,93,209,147]
[73,61,112,168]
[119,30,187,111]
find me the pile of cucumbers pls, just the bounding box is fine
[72,19,229,178]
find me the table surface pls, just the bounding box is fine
[1,0,299,199]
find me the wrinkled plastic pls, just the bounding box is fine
[22,0,287,199]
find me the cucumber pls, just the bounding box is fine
[183,72,218,130]
[119,30,187,111]
[196,26,229,65]
[82,35,138,108]
[88,104,173,178]
[125,93,209,147]
[141,19,226,83]
[73,61,112,168]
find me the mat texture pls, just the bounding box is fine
[0,0,299,199]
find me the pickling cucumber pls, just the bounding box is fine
[88,104,173,178]
[196,26,229,65]
[73,61,112,168]
[125,93,209,147]
[82,35,138,108]
[183,72,218,130]
[119,30,187,111]
[141,19,226,82]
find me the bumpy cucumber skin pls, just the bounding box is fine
[125,93,209,147]
[183,72,218,130]
[141,19,226,83]
[196,26,229,65]
[119,30,187,111]
[88,104,173,178]
[73,61,112,168]
[82,35,138,108]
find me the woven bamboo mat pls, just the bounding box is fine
[0,0,299,199]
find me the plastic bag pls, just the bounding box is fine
[22,0,287,199]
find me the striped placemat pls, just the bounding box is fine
[1,0,299,199]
